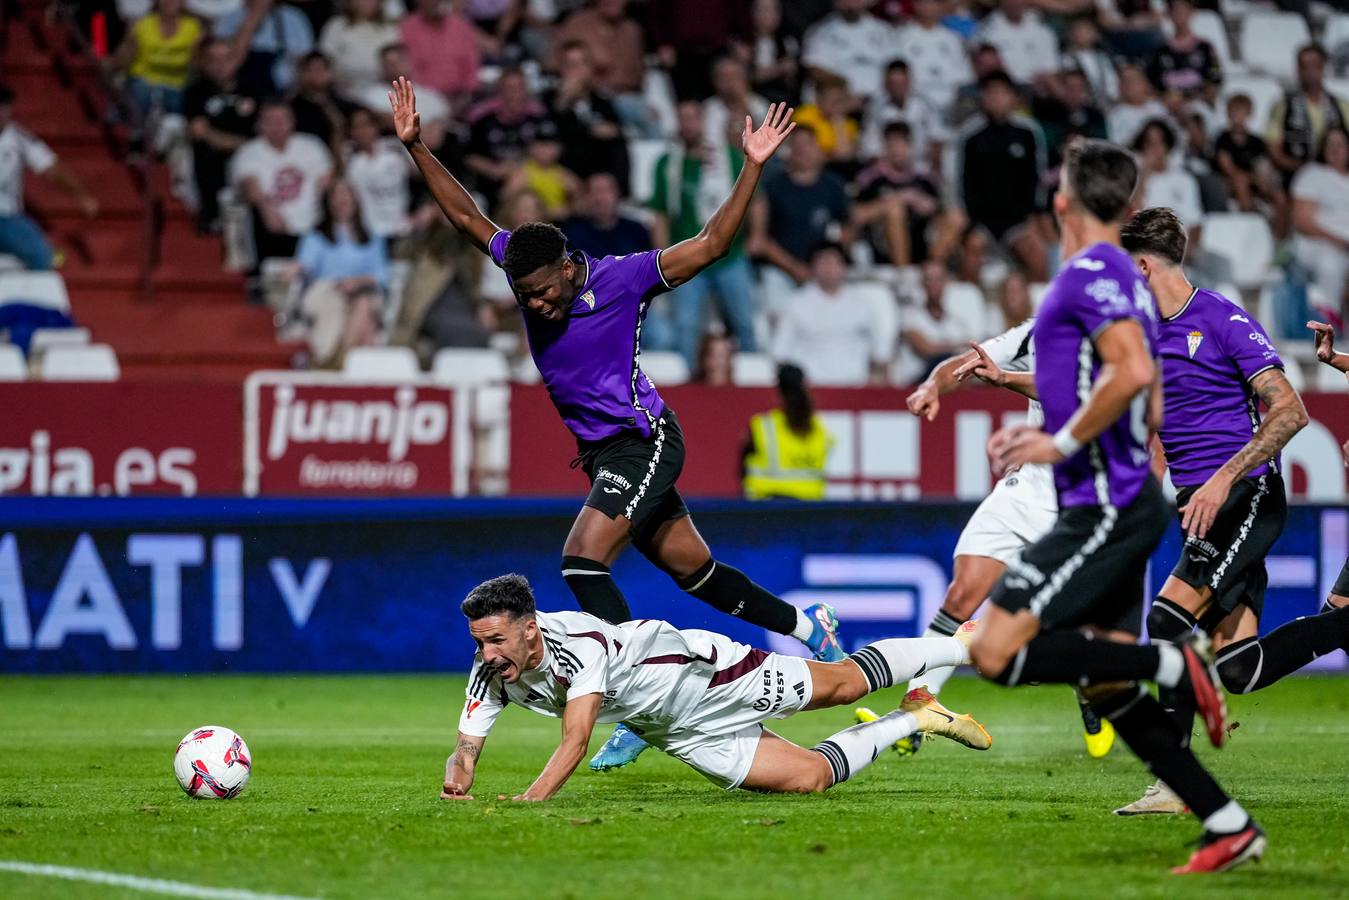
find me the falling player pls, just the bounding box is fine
[964,140,1264,874]
[441,575,990,802]
[871,318,1115,758]
[389,78,843,774]
[1308,319,1349,612]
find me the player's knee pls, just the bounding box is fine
[1214,643,1260,695]
[1145,597,1196,644]
[797,754,834,793]
[970,639,1015,683]
[1083,682,1144,717]
[833,663,870,704]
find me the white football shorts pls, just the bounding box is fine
[953,462,1058,564]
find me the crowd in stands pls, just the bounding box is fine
[8,0,1349,382]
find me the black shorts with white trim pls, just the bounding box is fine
[575,408,689,545]
[1171,472,1287,632]
[991,477,1169,634]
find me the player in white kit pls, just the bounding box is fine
[442,575,991,800]
[858,321,1114,757]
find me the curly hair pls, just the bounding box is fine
[502,222,567,280]
[461,574,537,621]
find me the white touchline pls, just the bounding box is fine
[0,861,319,900]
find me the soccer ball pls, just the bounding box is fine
[173,725,252,799]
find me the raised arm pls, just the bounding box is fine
[514,693,601,802]
[390,77,499,255]
[953,341,1039,400]
[660,103,796,288]
[441,732,486,800]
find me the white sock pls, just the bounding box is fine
[907,626,960,695]
[850,637,967,693]
[813,711,918,785]
[1203,800,1249,834]
[790,608,814,642]
[1155,643,1184,688]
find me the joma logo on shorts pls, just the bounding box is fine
[596,468,632,490]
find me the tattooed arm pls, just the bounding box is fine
[1179,369,1308,539]
[442,732,486,800]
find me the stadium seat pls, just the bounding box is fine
[1238,11,1311,83]
[1326,77,1349,104]
[943,282,989,338]
[1325,14,1349,62]
[0,254,22,273]
[628,139,669,206]
[731,352,778,386]
[1200,213,1274,289]
[1282,358,1306,391]
[39,343,120,381]
[0,344,26,381]
[28,326,91,355]
[640,351,691,385]
[1029,282,1050,311]
[430,347,511,386]
[1192,10,1236,73]
[1219,75,1283,137]
[1316,362,1348,391]
[0,271,71,313]
[341,346,420,381]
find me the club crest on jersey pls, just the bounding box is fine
[1187,330,1203,358]
[580,290,596,310]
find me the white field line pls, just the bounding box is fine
[0,861,319,900]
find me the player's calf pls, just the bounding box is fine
[1213,603,1349,694]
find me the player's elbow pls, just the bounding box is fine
[1115,357,1154,395]
[693,230,730,264]
[1284,399,1310,432]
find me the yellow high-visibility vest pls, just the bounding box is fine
[743,409,833,500]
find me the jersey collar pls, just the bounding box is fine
[1164,286,1199,321]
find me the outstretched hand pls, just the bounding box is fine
[742,102,796,166]
[389,76,421,146]
[1308,320,1336,363]
[954,341,1005,386]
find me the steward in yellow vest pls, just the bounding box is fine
[742,364,834,500]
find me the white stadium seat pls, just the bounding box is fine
[1200,212,1274,290]
[0,271,71,313]
[639,350,690,386]
[1219,75,1283,137]
[341,346,420,381]
[731,352,778,387]
[628,139,669,206]
[1192,10,1235,73]
[431,347,510,386]
[1316,362,1349,392]
[28,327,91,355]
[1238,11,1311,84]
[943,282,989,339]
[0,344,26,381]
[1325,14,1349,60]
[0,254,23,273]
[39,343,119,381]
[1282,358,1306,392]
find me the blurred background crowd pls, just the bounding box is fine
[5,0,1349,388]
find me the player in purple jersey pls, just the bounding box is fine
[960,140,1263,874]
[1110,208,1349,816]
[388,78,843,771]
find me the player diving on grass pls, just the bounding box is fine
[864,313,1115,759]
[441,575,990,802]
[961,141,1263,874]
[389,78,844,775]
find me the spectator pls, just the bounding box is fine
[996,268,1032,330]
[1095,0,1165,61]
[504,134,581,219]
[548,0,650,134]
[951,70,1049,282]
[1061,15,1118,106]
[1267,45,1349,183]
[854,121,964,268]
[859,60,946,174]
[704,56,771,157]
[977,0,1060,89]
[345,107,420,241]
[894,0,974,119]
[0,85,98,270]
[352,43,450,140]
[184,37,260,232]
[1033,68,1108,163]
[950,43,1021,128]
[801,0,898,106]
[462,0,523,60]
[1291,127,1349,315]
[1215,94,1287,225]
[214,0,317,95]
[901,261,979,382]
[693,333,734,385]
[742,363,834,501]
[649,0,751,101]
[544,41,631,191]
[318,0,400,99]
[292,179,389,366]
[399,0,482,110]
[464,68,558,205]
[288,52,358,154]
[1146,0,1221,103]
[647,101,758,364]
[742,0,800,106]
[1107,63,1170,146]
[562,172,651,258]
[749,126,852,293]
[1134,119,1202,240]
[772,242,892,386]
[106,0,204,118]
[230,99,333,263]
[794,76,859,166]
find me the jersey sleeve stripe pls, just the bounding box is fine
[654,249,673,289]
[1245,363,1282,383]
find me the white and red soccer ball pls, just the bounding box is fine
[174,726,252,799]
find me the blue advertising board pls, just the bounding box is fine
[1,498,1345,673]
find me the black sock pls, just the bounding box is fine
[927,609,966,637]
[993,630,1166,687]
[1216,604,1349,694]
[1094,686,1233,821]
[677,559,797,635]
[1147,597,1199,748]
[561,556,631,623]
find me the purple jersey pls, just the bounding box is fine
[1157,287,1283,487]
[1034,243,1160,508]
[488,230,671,441]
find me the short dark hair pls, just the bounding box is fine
[885,59,910,75]
[978,69,1016,92]
[1226,92,1253,113]
[1062,139,1138,224]
[809,240,849,264]
[461,574,537,620]
[1132,118,1177,153]
[299,50,330,68]
[1299,43,1328,64]
[882,120,912,142]
[1120,207,1188,265]
[502,222,567,279]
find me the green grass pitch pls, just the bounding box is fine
[2,674,1348,899]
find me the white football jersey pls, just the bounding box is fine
[979,318,1043,429]
[457,611,753,738]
